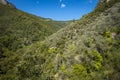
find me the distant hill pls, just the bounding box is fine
[0,0,120,80]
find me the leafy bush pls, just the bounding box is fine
[70,64,87,80]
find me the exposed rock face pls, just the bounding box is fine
[99,0,110,3]
[107,0,110,2]
[7,2,16,8]
[0,0,16,8]
[0,0,7,5]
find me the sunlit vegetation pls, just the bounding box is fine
[0,0,120,80]
[0,4,69,51]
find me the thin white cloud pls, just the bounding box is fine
[61,3,66,8]
[60,0,62,2]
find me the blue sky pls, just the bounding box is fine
[8,0,98,21]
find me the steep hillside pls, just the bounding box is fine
[0,4,68,51]
[0,0,120,80]
[0,3,69,79]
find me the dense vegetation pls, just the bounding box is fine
[0,4,69,80]
[0,4,69,51]
[0,0,120,80]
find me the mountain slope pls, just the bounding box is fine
[0,0,120,80]
[0,4,69,51]
[0,3,70,80]
[14,0,120,80]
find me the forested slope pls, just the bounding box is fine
[0,0,120,80]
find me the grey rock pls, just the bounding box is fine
[0,0,7,5]
[0,0,16,8]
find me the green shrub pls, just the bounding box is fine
[70,64,87,80]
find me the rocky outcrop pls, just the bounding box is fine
[0,0,16,8]
[7,2,16,8]
[0,0,7,5]
[99,0,110,3]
